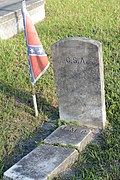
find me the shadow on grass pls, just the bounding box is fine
[0,81,59,120]
[0,81,59,177]
[1,119,58,178]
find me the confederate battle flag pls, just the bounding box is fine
[21,0,49,85]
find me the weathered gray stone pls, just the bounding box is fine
[51,37,106,129]
[0,0,41,16]
[44,125,93,150]
[0,0,45,39]
[4,144,79,180]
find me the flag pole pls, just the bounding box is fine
[32,85,38,117]
[22,0,49,117]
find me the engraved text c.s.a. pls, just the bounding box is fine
[65,57,86,64]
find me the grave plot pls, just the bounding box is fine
[4,37,106,179]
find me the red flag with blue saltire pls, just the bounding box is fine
[21,0,49,85]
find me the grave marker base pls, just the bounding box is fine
[4,125,93,180]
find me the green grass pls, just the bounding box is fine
[0,0,120,179]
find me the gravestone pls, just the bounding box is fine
[51,37,106,129]
[4,37,106,179]
[44,124,93,150]
[4,124,93,180]
[4,144,79,180]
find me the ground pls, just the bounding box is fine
[0,0,120,179]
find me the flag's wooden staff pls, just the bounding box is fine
[32,85,38,117]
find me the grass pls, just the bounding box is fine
[0,0,120,179]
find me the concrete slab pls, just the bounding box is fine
[0,0,45,39]
[0,0,41,16]
[4,144,79,180]
[44,125,93,151]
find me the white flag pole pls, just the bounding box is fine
[22,0,38,117]
[32,86,38,117]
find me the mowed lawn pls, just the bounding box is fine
[0,0,119,179]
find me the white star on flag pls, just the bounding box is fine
[38,48,43,54]
[30,48,34,53]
